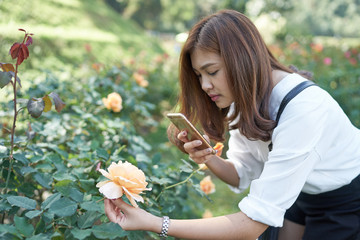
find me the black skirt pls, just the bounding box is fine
[259,174,360,240]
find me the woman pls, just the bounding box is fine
[104,9,360,239]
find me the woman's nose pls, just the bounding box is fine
[201,77,213,91]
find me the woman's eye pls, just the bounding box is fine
[208,70,218,76]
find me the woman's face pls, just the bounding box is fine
[190,48,234,109]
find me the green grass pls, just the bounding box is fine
[0,0,164,68]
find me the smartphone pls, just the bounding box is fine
[167,113,216,154]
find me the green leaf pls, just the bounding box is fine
[92,223,126,239]
[53,171,77,181]
[41,192,61,210]
[34,172,52,188]
[25,210,42,219]
[80,201,102,212]
[48,197,77,217]
[136,153,150,163]
[152,152,162,165]
[54,179,73,193]
[0,224,19,235]
[30,155,43,163]
[34,218,46,235]
[68,188,84,203]
[27,233,53,240]
[95,148,109,160]
[7,196,36,209]
[79,179,95,192]
[27,97,45,118]
[70,228,92,240]
[42,212,54,224]
[0,199,11,211]
[13,153,29,165]
[14,216,34,237]
[0,71,12,88]
[20,166,37,175]
[150,176,173,185]
[49,92,66,112]
[54,180,84,202]
[77,211,101,229]
[18,182,37,197]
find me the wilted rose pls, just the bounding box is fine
[102,92,123,112]
[200,175,215,195]
[96,161,151,207]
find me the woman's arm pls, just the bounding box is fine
[203,155,239,187]
[105,198,268,240]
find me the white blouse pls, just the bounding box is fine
[227,73,360,227]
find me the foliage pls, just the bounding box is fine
[0,29,211,239]
[269,39,360,127]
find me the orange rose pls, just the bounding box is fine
[202,209,213,218]
[214,142,224,157]
[200,175,215,195]
[96,161,151,207]
[198,142,224,170]
[102,92,123,112]
[133,72,149,88]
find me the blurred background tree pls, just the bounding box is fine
[104,0,360,39]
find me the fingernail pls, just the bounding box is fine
[206,148,212,153]
[196,140,202,145]
[183,131,187,136]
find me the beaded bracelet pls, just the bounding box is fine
[159,216,170,238]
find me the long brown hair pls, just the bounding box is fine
[169,9,295,150]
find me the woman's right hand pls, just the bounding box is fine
[177,130,216,164]
[104,198,162,232]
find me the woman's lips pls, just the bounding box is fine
[209,94,219,102]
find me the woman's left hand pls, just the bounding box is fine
[177,131,215,164]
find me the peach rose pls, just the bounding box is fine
[133,72,149,88]
[214,142,224,157]
[202,209,213,218]
[102,92,123,112]
[96,161,151,207]
[200,175,215,195]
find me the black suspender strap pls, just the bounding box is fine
[268,80,317,151]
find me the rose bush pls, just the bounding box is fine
[0,40,209,239]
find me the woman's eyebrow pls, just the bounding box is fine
[200,62,217,70]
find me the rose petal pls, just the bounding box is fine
[98,169,112,180]
[116,175,138,186]
[123,187,144,208]
[99,182,123,199]
[96,180,110,188]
